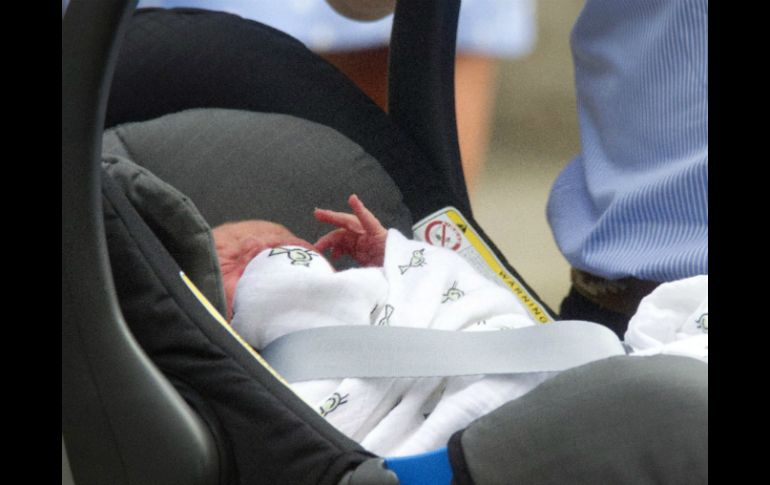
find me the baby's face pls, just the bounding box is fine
[213,220,315,318]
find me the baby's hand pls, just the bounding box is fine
[314,194,388,267]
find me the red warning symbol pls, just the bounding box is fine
[424,220,462,251]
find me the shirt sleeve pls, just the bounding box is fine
[547,0,708,282]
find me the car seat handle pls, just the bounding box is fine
[63,1,219,484]
[388,0,471,216]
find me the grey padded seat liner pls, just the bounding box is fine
[102,154,229,316]
[455,355,708,484]
[102,108,414,245]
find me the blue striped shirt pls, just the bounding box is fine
[547,0,708,282]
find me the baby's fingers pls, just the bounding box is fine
[348,195,385,235]
[315,228,345,252]
[314,208,364,234]
[331,245,346,261]
[315,229,357,261]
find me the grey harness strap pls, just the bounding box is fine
[260,320,627,383]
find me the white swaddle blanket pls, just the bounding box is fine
[624,275,708,363]
[231,229,552,456]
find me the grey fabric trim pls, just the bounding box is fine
[102,109,413,271]
[101,155,228,317]
[102,129,132,160]
[261,321,626,382]
[459,355,708,484]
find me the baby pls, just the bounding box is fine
[213,194,388,319]
[213,197,707,456]
[213,194,548,456]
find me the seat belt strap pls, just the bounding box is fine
[260,320,627,383]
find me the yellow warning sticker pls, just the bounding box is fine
[413,208,554,324]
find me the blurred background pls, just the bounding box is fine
[471,0,584,311]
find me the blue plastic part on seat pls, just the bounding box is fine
[384,447,453,485]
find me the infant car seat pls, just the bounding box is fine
[62,1,707,484]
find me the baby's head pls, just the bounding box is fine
[213,220,315,318]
